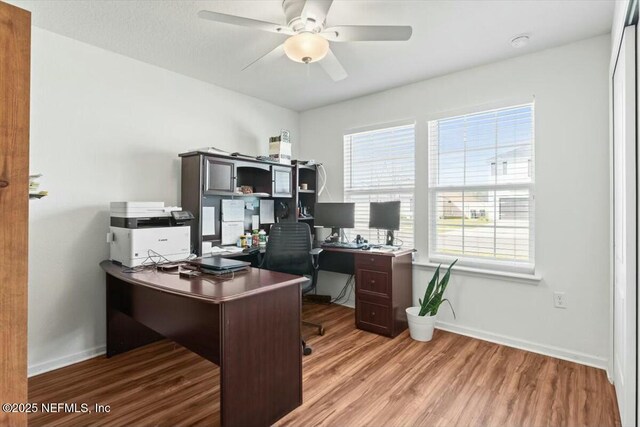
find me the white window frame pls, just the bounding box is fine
[343,121,416,247]
[427,102,536,274]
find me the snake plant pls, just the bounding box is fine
[418,259,457,317]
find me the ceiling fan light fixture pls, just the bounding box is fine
[283,32,329,64]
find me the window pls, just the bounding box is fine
[428,104,534,272]
[344,124,415,247]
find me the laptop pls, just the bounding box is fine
[188,257,251,271]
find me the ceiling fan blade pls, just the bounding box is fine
[322,25,412,42]
[198,10,293,35]
[242,44,285,71]
[319,49,348,81]
[301,0,334,24]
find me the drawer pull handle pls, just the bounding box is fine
[371,280,375,284]
[370,258,375,262]
[0,180,8,188]
[371,311,376,316]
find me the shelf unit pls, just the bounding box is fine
[293,161,318,235]
[180,152,319,255]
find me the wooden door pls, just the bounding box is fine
[612,24,638,427]
[0,1,30,425]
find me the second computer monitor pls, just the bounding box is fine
[369,201,401,230]
[314,202,355,229]
[369,201,401,246]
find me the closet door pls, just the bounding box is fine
[612,24,637,427]
[0,1,30,425]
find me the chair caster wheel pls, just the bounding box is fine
[303,346,312,356]
[319,327,325,336]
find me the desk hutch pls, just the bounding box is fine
[179,151,318,255]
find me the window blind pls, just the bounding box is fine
[344,124,415,247]
[428,104,535,272]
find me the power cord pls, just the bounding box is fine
[331,274,354,304]
[121,250,197,274]
[317,163,334,201]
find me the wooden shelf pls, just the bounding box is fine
[231,192,270,198]
[296,164,316,171]
[298,189,315,194]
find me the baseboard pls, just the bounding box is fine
[28,345,106,378]
[335,299,355,309]
[436,321,608,371]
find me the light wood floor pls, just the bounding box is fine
[29,304,620,427]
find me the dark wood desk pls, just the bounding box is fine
[101,261,305,427]
[211,247,415,338]
[319,248,415,337]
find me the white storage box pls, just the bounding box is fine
[269,141,292,165]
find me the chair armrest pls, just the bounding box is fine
[309,248,323,270]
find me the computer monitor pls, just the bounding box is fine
[369,201,401,245]
[314,202,355,242]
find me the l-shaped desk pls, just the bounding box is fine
[101,261,305,427]
[218,246,415,338]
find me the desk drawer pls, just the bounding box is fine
[356,299,391,335]
[357,269,390,298]
[354,253,391,272]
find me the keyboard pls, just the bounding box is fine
[321,242,368,249]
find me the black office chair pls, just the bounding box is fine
[260,222,324,356]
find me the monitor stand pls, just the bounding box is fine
[330,227,342,243]
[385,230,395,246]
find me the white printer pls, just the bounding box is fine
[108,202,194,267]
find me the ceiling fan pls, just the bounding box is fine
[198,0,412,81]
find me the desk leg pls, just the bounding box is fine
[220,286,302,427]
[106,274,164,357]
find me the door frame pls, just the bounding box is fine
[0,1,30,426]
[611,20,639,427]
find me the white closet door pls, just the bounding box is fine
[613,24,637,427]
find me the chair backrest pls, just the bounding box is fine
[262,222,313,276]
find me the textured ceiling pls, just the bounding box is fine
[9,0,614,111]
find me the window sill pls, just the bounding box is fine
[412,261,542,284]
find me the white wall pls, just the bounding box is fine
[27,27,299,375]
[300,35,611,368]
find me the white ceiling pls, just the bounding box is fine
[9,0,614,111]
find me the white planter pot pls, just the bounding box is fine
[406,306,437,342]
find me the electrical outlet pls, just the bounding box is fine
[553,292,567,309]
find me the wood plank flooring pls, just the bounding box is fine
[28,304,620,427]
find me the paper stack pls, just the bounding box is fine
[221,200,245,245]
